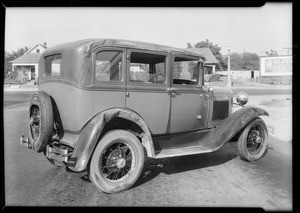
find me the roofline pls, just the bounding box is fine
[42,38,206,59]
[24,44,38,54]
[24,43,47,54]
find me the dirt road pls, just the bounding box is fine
[4,97,292,209]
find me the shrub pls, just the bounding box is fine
[209,74,221,82]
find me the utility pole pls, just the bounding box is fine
[227,46,232,87]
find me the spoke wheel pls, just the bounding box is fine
[246,125,264,155]
[30,107,40,140]
[28,91,54,152]
[101,141,135,182]
[237,117,268,161]
[89,130,144,193]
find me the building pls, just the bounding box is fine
[184,48,219,74]
[258,55,292,84]
[216,70,260,81]
[10,43,47,81]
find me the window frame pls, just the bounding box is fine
[43,53,63,79]
[92,47,126,86]
[127,49,169,87]
[171,53,203,88]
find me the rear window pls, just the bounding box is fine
[44,54,62,77]
[95,51,122,82]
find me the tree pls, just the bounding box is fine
[187,39,227,71]
[4,46,29,79]
[224,52,259,70]
[265,49,278,56]
[240,52,260,70]
[223,52,242,70]
[186,43,193,48]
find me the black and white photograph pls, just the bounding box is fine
[3,2,293,210]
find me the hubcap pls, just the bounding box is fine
[116,158,126,169]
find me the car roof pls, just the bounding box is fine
[43,38,205,59]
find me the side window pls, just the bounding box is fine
[129,52,166,84]
[95,51,122,82]
[44,54,62,77]
[173,56,200,85]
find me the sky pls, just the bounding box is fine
[5,3,292,56]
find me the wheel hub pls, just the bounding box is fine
[255,136,262,143]
[116,158,126,169]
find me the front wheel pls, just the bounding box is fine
[89,130,144,193]
[237,117,268,161]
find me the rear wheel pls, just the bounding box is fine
[89,130,144,193]
[237,117,268,161]
[29,91,54,152]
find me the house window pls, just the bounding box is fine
[95,51,122,82]
[36,49,40,53]
[129,52,166,84]
[44,54,62,77]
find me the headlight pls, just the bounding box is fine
[236,92,249,106]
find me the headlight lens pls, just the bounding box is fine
[236,92,249,106]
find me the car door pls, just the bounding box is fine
[125,49,171,134]
[92,48,127,114]
[168,54,209,133]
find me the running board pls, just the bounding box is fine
[155,145,213,159]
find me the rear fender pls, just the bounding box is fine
[200,106,269,150]
[67,108,154,172]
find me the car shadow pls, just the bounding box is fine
[75,142,240,188]
[132,142,239,189]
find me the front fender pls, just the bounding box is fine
[200,106,269,150]
[67,108,154,172]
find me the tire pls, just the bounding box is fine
[89,130,145,193]
[237,117,268,161]
[28,91,54,152]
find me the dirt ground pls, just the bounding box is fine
[240,94,292,142]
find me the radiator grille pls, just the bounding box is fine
[212,100,229,121]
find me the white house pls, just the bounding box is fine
[10,43,47,81]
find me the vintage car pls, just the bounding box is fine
[20,38,269,193]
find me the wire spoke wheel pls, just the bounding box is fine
[237,117,268,162]
[246,125,264,155]
[89,130,144,193]
[30,107,40,140]
[101,141,135,182]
